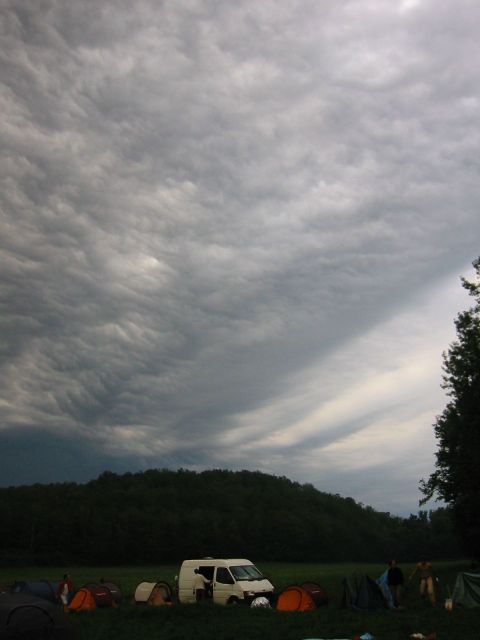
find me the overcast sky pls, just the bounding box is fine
[1,0,479,516]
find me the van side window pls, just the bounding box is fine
[216,568,235,585]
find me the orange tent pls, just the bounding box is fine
[276,583,328,612]
[67,587,96,612]
[276,586,316,611]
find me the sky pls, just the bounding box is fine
[1,0,479,516]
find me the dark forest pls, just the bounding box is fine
[0,469,461,566]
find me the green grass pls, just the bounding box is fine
[1,561,479,640]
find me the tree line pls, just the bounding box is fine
[421,257,480,559]
[0,468,461,566]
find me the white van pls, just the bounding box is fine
[178,558,274,606]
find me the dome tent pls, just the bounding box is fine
[0,592,78,639]
[11,580,60,604]
[67,582,121,612]
[100,582,123,605]
[452,572,480,608]
[300,582,328,607]
[341,573,387,610]
[67,587,96,612]
[276,582,328,612]
[134,581,173,605]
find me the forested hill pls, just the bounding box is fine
[0,469,460,566]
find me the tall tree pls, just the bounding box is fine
[421,257,480,558]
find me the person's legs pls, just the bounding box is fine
[426,577,436,605]
[389,585,396,606]
[395,585,402,607]
[419,578,427,599]
[60,593,68,612]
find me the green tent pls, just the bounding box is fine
[452,572,480,608]
[341,573,387,610]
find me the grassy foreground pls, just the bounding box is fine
[1,561,479,640]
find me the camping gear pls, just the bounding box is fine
[11,580,60,604]
[277,585,316,611]
[276,582,328,612]
[67,587,96,612]
[67,582,120,612]
[300,582,328,607]
[148,584,172,606]
[0,592,78,639]
[84,582,121,607]
[452,571,480,608]
[376,570,395,609]
[89,585,114,607]
[250,596,271,608]
[341,573,387,610]
[134,581,173,605]
[100,582,123,605]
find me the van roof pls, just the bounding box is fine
[182,558,253,564]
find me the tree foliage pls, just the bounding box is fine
[0,468,460,566]
[421,257,480,557]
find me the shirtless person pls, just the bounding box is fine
[409,560,436,605]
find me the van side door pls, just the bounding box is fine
[198,565,215,600]
[213,567,236,605]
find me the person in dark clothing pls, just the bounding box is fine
[387,560,404,608]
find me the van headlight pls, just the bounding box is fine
[243,590,256,598]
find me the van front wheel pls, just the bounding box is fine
[227,597,241,605]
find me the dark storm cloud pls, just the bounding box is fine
[1,0,479,514]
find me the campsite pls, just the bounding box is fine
[1,561,480,640]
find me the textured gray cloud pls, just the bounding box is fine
[1,0,479,514]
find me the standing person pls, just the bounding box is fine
[57,573,74,609]
[409,560,436,605]
[387,560,404,608]
[192,569,210,602]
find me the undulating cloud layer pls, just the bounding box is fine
[1,0,479,514]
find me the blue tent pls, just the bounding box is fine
[11,580,60,604]
[376,570,395,609]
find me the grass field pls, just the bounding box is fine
[1,561,479,640]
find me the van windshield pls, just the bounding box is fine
[229,565,264,581]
